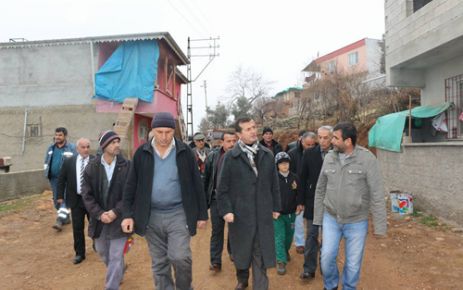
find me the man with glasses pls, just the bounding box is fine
[299,125,333,281]
[192,132,210,181]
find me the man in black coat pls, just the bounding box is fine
[299,125,333,281]
[259,127,282,155]
[217,118,281,290]
[204,130,237,272]
[82,131,130,290]
[121,112,208,290]
[57,138,93,264]
[288,131,317,254]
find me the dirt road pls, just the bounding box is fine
[0,191,462,290]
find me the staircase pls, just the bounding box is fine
[113,98,138,156]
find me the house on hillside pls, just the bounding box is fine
[301,38,385,88]
[0,32,189,172]
[370,0,463,225]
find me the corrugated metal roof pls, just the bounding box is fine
[0,32,190,65]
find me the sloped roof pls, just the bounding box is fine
[0,32,190,65]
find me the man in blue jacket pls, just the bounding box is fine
[44,127,76,231]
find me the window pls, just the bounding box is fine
[27,124,41,137]
[348,52,359,66]
[413,0,434,13]
[327,61,336,73]
[445,74,463,138]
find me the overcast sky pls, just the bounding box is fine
[1,0,385,130]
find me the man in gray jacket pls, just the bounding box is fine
[313,122,386,290]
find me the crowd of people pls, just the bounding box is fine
[45,112,387,290]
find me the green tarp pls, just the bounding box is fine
[368,102,451,152]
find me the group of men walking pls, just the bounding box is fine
[45,112,386,290]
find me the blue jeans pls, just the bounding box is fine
[321,212,368,290]
[49,177,63,210]
[294,212,305,247]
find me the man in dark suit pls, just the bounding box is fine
[299,126,333,281]
[57,138,93,264]
[217,118,281,290]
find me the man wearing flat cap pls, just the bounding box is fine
[122,112,208,290]
[192,132,210,181]
[82,130,130,290]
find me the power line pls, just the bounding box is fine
[164,0,208,36]
[174,0,210,35]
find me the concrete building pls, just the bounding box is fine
[301,38,385,87]
[378,0,463,225]
[0,32,189,172]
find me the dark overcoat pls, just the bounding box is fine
[82,154,130,239]
[299,145,324,220]
[216,143,281,269]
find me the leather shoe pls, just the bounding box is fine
[235,281,248,290]
[209,263,222,272]
[300,272,315,281]
[73,255,85,264]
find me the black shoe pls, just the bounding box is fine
[52,220,63,232]
[209,263,222,272]
[235,282,248,290]
[300,272,315,281]
[73,255,85,264]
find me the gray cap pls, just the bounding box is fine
[193,133,206,141]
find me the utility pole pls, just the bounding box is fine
[186,36,219,138]
[201,80,208,112]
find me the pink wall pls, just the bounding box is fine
[95,89,178,116]
[316,39,369,75]
[96,40,183,118]
[133,114,152,150]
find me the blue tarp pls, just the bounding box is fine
[95,40,159,103]
[368,102,451,152]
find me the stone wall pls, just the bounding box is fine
[377,143,463,225]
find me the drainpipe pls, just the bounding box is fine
[89,41,96,96]
[22,108,28,154]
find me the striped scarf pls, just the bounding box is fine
[238,139,259,176]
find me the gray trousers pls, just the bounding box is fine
[145,208,193,290]
[94,227,127,290]
[236,235,268,290]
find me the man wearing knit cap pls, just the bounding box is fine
[82,130,130,290]
[259,127,282,155]
[122,112,208,290]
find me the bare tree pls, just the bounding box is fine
[227,66,272,121]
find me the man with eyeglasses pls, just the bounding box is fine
[299,126,333,281]
[192,132,211,181]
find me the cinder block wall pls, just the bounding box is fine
[0,104,117,172]
[0,170,49,201]
[377,144,463,225]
